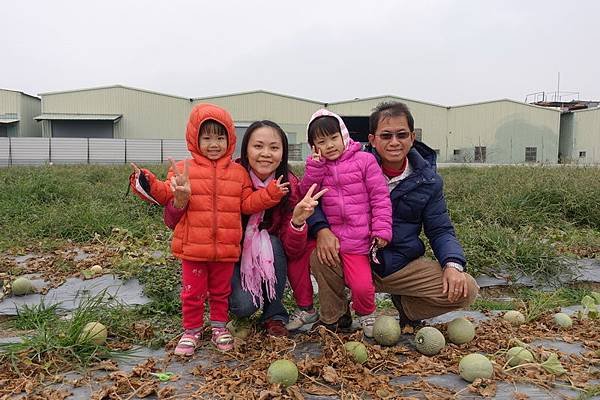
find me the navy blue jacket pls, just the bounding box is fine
[308,141,466,277]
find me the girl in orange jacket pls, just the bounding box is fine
[130,104,288,354]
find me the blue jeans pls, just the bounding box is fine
[229,235,289,323]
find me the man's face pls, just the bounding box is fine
[368,115,415,168]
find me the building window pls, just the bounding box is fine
[579,151,587,158]
[414,128,423,142]
[453,149,461,155]
[474,146,486,163]
[525,147,537,162]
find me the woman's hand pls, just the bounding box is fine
[291,183,328,226]
[168,158,191,209]
[373,237,388,248]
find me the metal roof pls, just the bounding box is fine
[449,98,561,112]
[327,94,447,109]
[194,89,324,105]
[0,118,19,124]
[34,113,122,121]
[0,88,40,100]
[38,85,191,101]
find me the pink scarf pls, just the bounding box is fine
[240,170,277,307]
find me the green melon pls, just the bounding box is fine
[90,265,103,274]
[226,320,250,340]
[459,353,494,382]
[414,327,445,356]
[506,346,534,366]
[446,317,475,345]
[503,310,525,326]
[12,277,34,296]
[267,359,298,387]
[553,313,572,329]
[80,322,108,345]
[373,316,401,346]
[344,341,368,364]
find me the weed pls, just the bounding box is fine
[13,300,60,330]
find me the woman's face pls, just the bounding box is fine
[246,126,283,180]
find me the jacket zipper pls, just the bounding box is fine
[333,160,345,224]
[212,161,217,261]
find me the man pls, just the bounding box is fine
[308,101,479,329]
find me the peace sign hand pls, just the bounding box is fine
[291,183,328,226]
[275,175,291,196]
[311,146,322,162]
[168,158,191,209]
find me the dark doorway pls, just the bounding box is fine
[341,116,369,143]
[52,120,114,138]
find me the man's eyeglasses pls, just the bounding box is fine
[374,131,411,141]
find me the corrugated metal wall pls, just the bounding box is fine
[569,108,600,164]
[0,90,20,137]
[41,87,191,139]
[327,96,449,158]
[447,100,561,164]
[19,94,42,137]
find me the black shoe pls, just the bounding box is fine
[311,306,353,333]
[391,295,423,328]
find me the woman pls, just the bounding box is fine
[165,120,324,337]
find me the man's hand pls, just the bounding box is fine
[442,267,468,303]
[316,228,341,267]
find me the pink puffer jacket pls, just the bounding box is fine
[300,109,392,254]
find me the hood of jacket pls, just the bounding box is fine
[186,103,236,166]
[306,108,355,152]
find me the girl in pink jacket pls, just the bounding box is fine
[298,109,392,337]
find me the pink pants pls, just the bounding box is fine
[287,243,375,316]
[287,241,316,308]
[340,253,376,315]
[180,260,234,330]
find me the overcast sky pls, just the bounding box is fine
[2,0,599,105]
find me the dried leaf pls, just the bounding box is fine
[322,366,339,384]
[304,384,338,396]
[540,353,567,375]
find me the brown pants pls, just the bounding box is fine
[310,252,479,324]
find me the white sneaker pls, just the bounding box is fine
[359,313,377,338]
[286,308,319,331]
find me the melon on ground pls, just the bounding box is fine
[344,341,368,364]
[90,265,103,274]
[373,316,401,346]
[503,310,525,326]
[267,359,298,387]
[553,313,572,329]
[506,346,534,366]
[446,317,475,345]
[414,327,445,356]
[80,322,108,345]
[459,353,494,382]
[226,320,250,340]
[12,277,34,296]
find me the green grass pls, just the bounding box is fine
[0,164,599,284]
[13,300,60,330]
[0,291,135,371]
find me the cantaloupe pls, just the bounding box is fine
[446,317,475,345]
[373,316,401,346]
[506,346,534,366]
[80,322,108,345]
[553,313,572,329]
[414,327,445,356]
[459,353,493,382]
[12,277,34,296]
[90,265,103,274]
[503,310,525,326]
[267,359,298,387]
[344,341,368,364]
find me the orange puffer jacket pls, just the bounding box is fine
[139,103,285,262]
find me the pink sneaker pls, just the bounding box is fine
[211,327,234,351]
[174,331,201,356]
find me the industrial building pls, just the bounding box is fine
[0,89,41,137]
[1,84,598,165]
[560,106,600,164]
